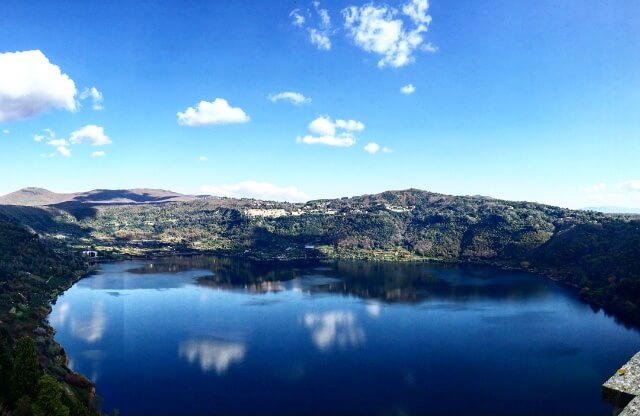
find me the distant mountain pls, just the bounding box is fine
[582,206,640,214]
[0,187,75,206]
[0,187,197,206]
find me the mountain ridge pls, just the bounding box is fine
[1,187,639,325]
[0,187,198,206]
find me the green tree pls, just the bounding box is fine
[0,328,13,405]
[15,395,32,415]
[32,375,69,416]
[12,337,40,399]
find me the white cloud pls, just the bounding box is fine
[199,156,208,161]
[268,91,311,105]
[402,0,432,24]
[79,86,104,110]
[400,83,416,94]
[179,339,246,374]
[298,115,364,147]
[309,28,332,50]
[91,150,106,158]
[69,124,112,146]
[291,2,333,51]
[579,182,606,193]
[297,134,356,147]
[309,115,337,136]
[41,132,72,156]
[177,98,250,126]
[342,0,435,68]
[303,311,365,351]
[57,146,71,157]
[364,142,380,154]
[47,138,68,147]
[33,128,56,142]
[290,9,306,27]
[618,180,640,192]
[335,119,365,131]
[383,147,393,153]
[2,129,8,134]
[201,181,309,202]
[0,50,77,122]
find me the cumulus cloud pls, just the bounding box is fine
[297,115,364,147]
[199,156,208,161]
[3,129,8,135]
[33,128,55,142]
[57,146,71,157]
[343,0,435,68]
[297,134,356,147]
[402,0,432,24]
[69,124,112,146]
[0,50,77,122]
[79,86,104,110]
[201,181,309,202]
[335,119,365,131]
[47,138,68,147]
[268,91,311,105]
[309,115,337,136]
[177,98,250,126]
[400,83,416,94]
[291,2,334,51]
[37,130,72,157]
[309,28,332,50]
[364,142,380,154]
[35,126,111,158]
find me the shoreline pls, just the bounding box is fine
[88,247,638,328]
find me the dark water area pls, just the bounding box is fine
[49,256,640,415]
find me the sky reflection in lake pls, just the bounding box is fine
[49,257,640,415]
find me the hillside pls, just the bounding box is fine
[0,187,197,206]
[0,216,96,414]
[0,187,639,323]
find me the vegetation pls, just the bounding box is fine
[0,215,96,415]
[0,187,639,413]
[0,187,639,384]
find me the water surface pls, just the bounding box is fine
[50,256,640,415]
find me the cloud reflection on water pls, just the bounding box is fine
[70,301,106,343]
[179,339,246,374]
[50,301,70,326]
[303,311,365,351]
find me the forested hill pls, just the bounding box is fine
[0,188,639,323]
[0,216,96,414]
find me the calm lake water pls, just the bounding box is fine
[49,256,640,415]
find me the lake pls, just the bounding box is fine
[49,256,640,415]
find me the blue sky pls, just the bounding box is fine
[0,0,639,208]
